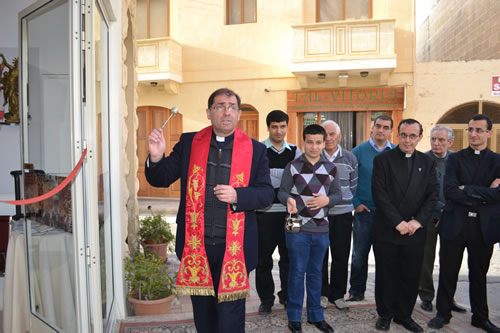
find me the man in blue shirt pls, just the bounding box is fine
[347,115,395,302]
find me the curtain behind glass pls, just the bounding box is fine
[322,111,354,151]
[346,0,369,20]
[319,0,342,22]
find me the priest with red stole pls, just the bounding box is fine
[145,88,274,333]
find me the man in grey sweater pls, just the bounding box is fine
[320,120,358,311]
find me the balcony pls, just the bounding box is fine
[136,37,183,93]
[290,18,396,86]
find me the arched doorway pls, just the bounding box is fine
[437,101,500,153]
[137,106,182,197]
[237,104,259,140]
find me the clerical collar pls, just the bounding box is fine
[212,131,234,148]
[467,146,487,155]
[397,146,414,158]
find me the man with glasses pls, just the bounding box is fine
[146,88,274,333]
[372,119,439,332]
[429,115,500,333]
[348,115,395,302]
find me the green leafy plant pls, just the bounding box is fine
[138,215,175,244]
[124,252,176,300]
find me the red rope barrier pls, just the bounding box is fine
[1,148,87,205]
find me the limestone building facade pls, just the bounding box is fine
[415,0,500,152]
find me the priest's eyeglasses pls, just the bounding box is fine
[399,133,419,140]
[211,104,240,113]
[466,127,489,134]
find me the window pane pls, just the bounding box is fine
[440,103,478,123]
[243,0,256,23]
[94,3,114,326]
[22,1,77,331]
[303,112,318,127]
[136,0,147,39]
[322,111,354,151]
[150,0,168,38]
[450,129,464,152]
[355,112,367,146]
[371,111,386,122]
[230,0,242,24]
[320,0,342,22]
[346,0,369,20]
[483,102,500,122]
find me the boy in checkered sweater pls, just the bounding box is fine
[278,124,341,333]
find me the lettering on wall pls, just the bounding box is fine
[287,86,405,112]
[492,76,500,97]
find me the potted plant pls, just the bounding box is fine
[138,215,174,262]
[124,252,176,315]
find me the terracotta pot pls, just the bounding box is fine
[142,242,168,262]
[128,294,175,316]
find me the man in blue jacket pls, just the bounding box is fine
[348,115,395,302]
[146,88,274,333]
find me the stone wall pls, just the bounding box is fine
[417,0,500,62]
[122,0,140,253]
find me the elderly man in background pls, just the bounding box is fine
[418,126,466,314]
[320,120,358,311]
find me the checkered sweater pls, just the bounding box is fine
[278,154,341,233]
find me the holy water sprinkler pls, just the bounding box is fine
[161,107,179,129]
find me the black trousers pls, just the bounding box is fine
[435,216,493,321]
[373,240,425,320]
[321,212,353,301]
[418,220,438,302]
[191,243,246,333]
[255,211,289,304]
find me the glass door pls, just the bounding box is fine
[20,0,85,331]
[18,0,115,331]
[86,2,116,331]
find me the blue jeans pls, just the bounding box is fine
[286,232,330,322]
[349,210,375,297]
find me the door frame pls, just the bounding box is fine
[19,0,89,332]
[18,0,122,332]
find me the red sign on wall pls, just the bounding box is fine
[492,76,500,97]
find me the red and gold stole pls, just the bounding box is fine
[176,126,253,302]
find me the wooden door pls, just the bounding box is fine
[137,106,182,198]
[237,105,259,140]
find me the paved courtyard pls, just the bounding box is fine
[122,198,500,332]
